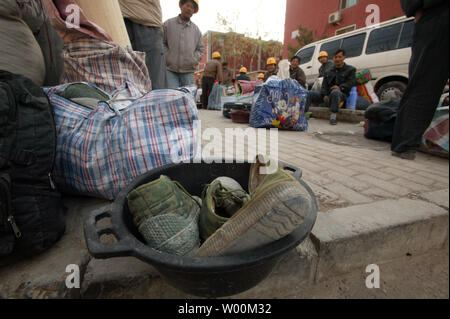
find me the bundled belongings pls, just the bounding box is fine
[223,103,252,119]
[0,0,46,86]
[45,82,199,200]
[250,77,309,131]
[207,83,228,110]
[1,71,66,259]
[357,81,380,104]
[422,104,449,156]
[18,0,64,86]
[355,69,373,85]
[237,80,260,95]
[44,0,151,94]
[364,99,400,142]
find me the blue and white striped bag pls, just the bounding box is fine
[45,82,200,200]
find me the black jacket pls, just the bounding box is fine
[321,63,356,97]
[400,0,448,17]
[319,61,334,78]
[236,74,251,81]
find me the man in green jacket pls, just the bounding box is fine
[391,0,449,160]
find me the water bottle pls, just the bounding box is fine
[346,87,358,111]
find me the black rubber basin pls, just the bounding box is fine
[83,161,318,298]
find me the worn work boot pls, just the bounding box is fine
[199,177,250,242]
[127,176,201,256]
[195,156,313,257]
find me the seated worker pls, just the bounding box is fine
[321,49,356,125]
[236,67,251,81]
[263,57,278,81]
[289,56,306,88]
[201,51,223,109]
[222,62,233,86]
[318,51,334,78]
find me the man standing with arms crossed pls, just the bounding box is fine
[164,0,204,89]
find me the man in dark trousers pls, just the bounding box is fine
[391,0,449,160]
[321,49,356,125]
[201,51,223,109]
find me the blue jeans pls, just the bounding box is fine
[167,70,195,89]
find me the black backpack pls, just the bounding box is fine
[0,71,65,259]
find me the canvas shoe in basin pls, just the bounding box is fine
[127,175,201,256]
[199,177,250,242]
[195,156,313,257]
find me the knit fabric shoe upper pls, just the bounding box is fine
[127,175,201,256]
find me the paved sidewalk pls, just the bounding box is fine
[199,110,449,213]
[0,110,448,299]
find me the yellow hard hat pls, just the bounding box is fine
[239,67,247,74]
[212,51,221,59]
[193,0,199,13]
[318,51,329,59]
[266,57,277,65]
[181,0,199,13]
[258,73,264,79]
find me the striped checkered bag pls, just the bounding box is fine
[45,82,199,200]
[61,39,152,94]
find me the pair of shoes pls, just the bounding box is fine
[391,150,417,160]
[195,156,314,257]
[127,176,201,256]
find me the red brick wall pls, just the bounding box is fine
[283,0,404,58]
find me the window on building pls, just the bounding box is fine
[398,20,414,49]
[335,25,356,36]
[366,22,402,54]
[341,33,366,58]
[320,39,342,58]
[296,46,315,65]
[340,0,358,10]
[291,30,300,40]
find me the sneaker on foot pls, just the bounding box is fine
[199,177,250,242]
[195,156,314,257]
[330,113,337,125]
[127,176,201,256]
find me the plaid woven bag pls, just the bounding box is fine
[45,82,199,200]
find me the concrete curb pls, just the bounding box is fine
[310,106,366,123]
[77,198,448,298]
[0,197,448,299]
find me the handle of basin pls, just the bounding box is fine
[83,204,135,259]
[281,162,303,181]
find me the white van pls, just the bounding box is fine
[295,16,414,100]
